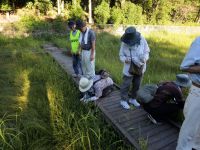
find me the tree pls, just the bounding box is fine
[88,0,93,23]
[94,0,110,24]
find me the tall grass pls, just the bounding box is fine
[1,17,199,149]
[0,32,133,149]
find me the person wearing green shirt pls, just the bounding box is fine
[68,20,82,77]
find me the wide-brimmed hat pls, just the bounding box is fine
[121,26,141,46]
[76,20,86,29]
[175,74,192,88]
[79,77,93,92]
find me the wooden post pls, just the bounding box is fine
[57,0,61,15]
[88,0,93,24]
[6,11,10,20]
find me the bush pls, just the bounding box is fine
[94,1,110,25]
[121,1,143,25]
[68,0,85,20]
[33,0,53,15]
[0,3,12,11]
[110,6,123,26]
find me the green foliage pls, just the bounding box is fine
[68,0,85,20]
[0,3,11,11]
[0,20,133,149]
[121,1,143,25]
[94,1,110,25]
[110,6,123,26]
[150,0,172,24]
[33,0,53,15]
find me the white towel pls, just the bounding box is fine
[79,27,89,45]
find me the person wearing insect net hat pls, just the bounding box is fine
[119,26,150,109]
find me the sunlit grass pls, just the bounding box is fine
[1,17,200,149]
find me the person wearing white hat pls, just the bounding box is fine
[79,75,113,102]
[142,74,191,125]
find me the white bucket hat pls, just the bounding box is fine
[79,77,93,92]
[175,74,192,88]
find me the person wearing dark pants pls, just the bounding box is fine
[72,54,82,76]
[120,74,143,103]
[68,20,82,77]
[142,74,191,124]
[119,26,150,109]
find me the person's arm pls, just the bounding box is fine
[119,43,130,64]
[173,86,185,109]
[142,38,150,63]
[90,40,95,61]
[181,65,200,73]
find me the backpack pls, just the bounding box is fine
[137,84,158,103]
[94,69,114,98]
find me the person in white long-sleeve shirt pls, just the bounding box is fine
[119,26,150,109]
[176,37,200,150]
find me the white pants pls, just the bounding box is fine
[176,85,200,150]
[81,50,95,79]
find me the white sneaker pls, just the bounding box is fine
[120,100,130,109]
[129,99,140,107]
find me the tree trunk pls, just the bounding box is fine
[57,0,61,15]
[195,7,200,23]
[61,0,64,12]
[88,0,93,24]
[6,12,10,20]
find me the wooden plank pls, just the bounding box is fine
[115,109,147,123]
[148,133,178,150]
[121,113,148,129]
[149,128,178,144]
[98,103,141,149]
[161,141,177,150]
[44,44,180,150]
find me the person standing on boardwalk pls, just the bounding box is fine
[176,37,200,150]
[68,20,82,78]
[119,26,150,109]
[76,20,96,80]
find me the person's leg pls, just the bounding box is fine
[72,54,79,75]
[87,50,95,78]
[85,50,95,79]
[129,74,142,107]
[77,54,83,75]
[130,74,143,99]
[120,75,132,101]
[81,51,87,76]
[177,85,200,150]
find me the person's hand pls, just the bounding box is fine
[90,54,94,61]
[125,58,131,64]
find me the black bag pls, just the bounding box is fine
[128,48,143,76]
[101,85,114,97]
[128,61,143,76]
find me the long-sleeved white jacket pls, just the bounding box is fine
[119,36,150,76]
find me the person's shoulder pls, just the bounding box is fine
[194,36,200,43]
[88,28,95,34]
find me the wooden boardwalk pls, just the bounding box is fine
[43,44,180,150]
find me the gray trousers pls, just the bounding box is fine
[120,74,143,101]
